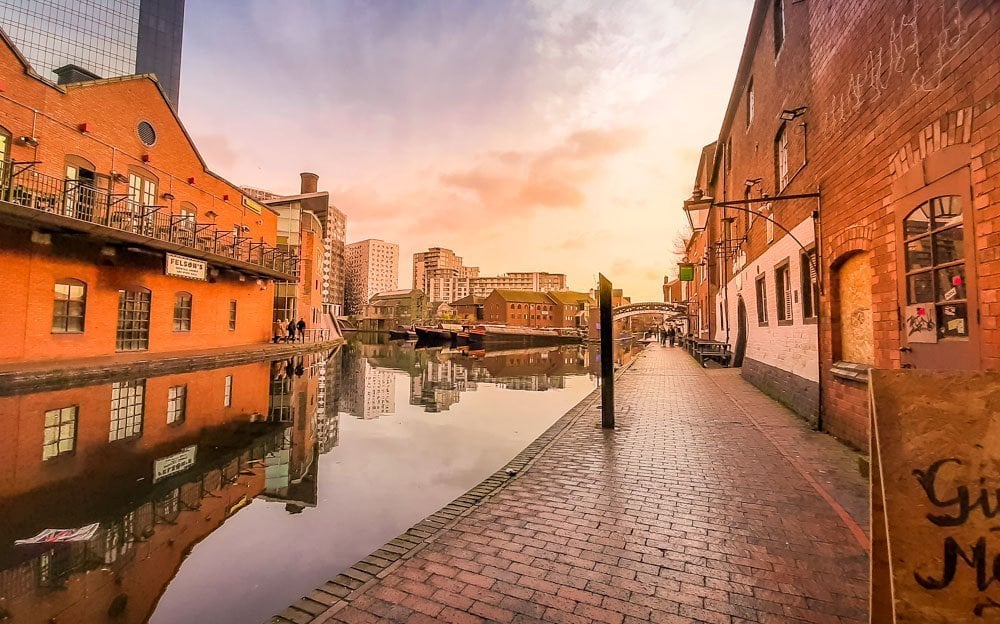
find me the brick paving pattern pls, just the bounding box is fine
[294,345,870,623]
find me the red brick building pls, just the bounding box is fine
[679,0,1000,450]
[483,290,558,327]
[546,291,594,328]
[0,29,295,366]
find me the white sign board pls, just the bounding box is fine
[153,444,198,483]
[15,523,100,545]
[165,253,207,281]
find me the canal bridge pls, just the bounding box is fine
[612,301,687,322]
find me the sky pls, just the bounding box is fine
[180,0,753,302]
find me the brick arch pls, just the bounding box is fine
[827,224,873,266]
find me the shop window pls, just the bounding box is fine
[775,262,792,323]
[110,379,145,441]
[43,406,77,460]
[755,275,769,325]
[167,385,186,425]
[52,279,87,333]
[173,292,192,331]
[801,248,819,321]
[229,300,237,330]
[903,196,968,339]
[834,252,874,365]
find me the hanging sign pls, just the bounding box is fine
[165,253,207,281]
[153,444,198,483]
[870,369,1000,622]
[678,263,695,282]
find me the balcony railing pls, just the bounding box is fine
[0,161,298,278]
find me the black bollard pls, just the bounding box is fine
[599,273,614,429]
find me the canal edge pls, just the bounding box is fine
[270,346,646,624]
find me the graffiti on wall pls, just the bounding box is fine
[822,0,976,132]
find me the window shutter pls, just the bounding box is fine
[784,271,792,320]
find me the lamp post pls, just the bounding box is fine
[681,187,826,430]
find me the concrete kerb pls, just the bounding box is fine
[270,346,648,624]
[0,339,343,396]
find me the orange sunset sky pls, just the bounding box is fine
[181,0,754,301]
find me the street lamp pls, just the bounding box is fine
[683,188,713,233]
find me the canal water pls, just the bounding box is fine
[0,336,633,624]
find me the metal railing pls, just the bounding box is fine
[0,161,298,276]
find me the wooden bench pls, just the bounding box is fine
[693,340,732,367]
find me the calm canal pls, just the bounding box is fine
[0,336,621,624]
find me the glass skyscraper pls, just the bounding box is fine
[0,0,185,108]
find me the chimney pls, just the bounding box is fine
[53,64,102,86]
[300,172,319,194]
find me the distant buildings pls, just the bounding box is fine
[0,0,186,108]
[470,272,567,297]
[345,238,399,315]
[413,247,479,303]
[483,290,593,328]
[245,173,348,322]
[362,289,427,330]
[412,246,568,305]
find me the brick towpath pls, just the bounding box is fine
[281,344,870,624]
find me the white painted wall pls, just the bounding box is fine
[714,217,818,382]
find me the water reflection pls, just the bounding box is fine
[0,338,599,624]
[341,340,590,418]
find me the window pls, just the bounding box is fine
[52,279,87,333]
[116,288,151,351]
[224,375,233,407]
[755,275,769,325]
[765,204,775,242]
[229,300,237,330]
[725,137,732,173]
[173,292,192,331]
[43,406,77,460]
[903,196,968,339]
[776,124,789,190]
[801,249,819,320]
[746,78,755,127]
[774,0,785,56]
[110,379,145,441]
[127,170,158,208]
[167,385,186,424]
[775,263,792,323]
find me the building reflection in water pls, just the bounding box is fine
[0,339,593,623]
[0,350,341,624]
[340,338,590,418]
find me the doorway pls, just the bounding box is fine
[733,297,747,367]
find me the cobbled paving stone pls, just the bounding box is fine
[282,345,870,624]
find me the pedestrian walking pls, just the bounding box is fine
[286,318,296,343]
[668,326,676,347]
[659,328,667,345]
[272,319,284,344]
[296,317,306,342]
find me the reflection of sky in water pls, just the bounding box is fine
[151,353,595,624]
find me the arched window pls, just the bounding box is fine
[903,196,967,339]
[173,292,192,331]
[127,167,159,208]
[52,279,87,333]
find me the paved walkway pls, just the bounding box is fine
[284,344,870,624]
